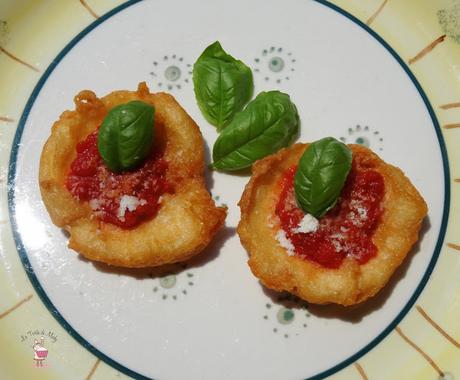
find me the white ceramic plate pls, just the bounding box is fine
[4,0,451,379]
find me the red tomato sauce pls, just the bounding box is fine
[66,130,168,228]
[275,165,384,269]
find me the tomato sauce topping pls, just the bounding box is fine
[66,130,168,228]
[275,165,384,269]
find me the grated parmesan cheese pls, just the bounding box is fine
[89,199,102,210]
[276,230,295,256]
[330,233,345,252]
[117,195,147,221]
[331,239,342,252]
[356,206,367,220]
[348,199,368,226]
[292,213,319,234]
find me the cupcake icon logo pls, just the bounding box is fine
[32,336,48,367]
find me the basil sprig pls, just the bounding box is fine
[211,91,299,171]
[98,100,155,172]
[294,137,352,218]
[193,41,253,131]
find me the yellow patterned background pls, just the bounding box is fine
[0,1,459,379]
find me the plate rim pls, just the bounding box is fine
[6,0,451,379]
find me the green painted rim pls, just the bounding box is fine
[6,1,450,379]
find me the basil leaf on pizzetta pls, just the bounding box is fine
[294,137,352,218]
[98,101,155,172]
[193,41,253,131]
[211,91,299,171]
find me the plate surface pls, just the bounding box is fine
[1,1,459,379]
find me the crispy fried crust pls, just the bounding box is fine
[39,82,226,267]
[238,143,427,306]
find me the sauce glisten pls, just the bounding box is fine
[66,130,168,228]
[275,165,385,269]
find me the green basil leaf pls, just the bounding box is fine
[211,91,299,171]
[294,137,352,218]
[193,41,253,131]
[98,100,155,172]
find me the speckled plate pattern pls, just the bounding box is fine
[0,1,459,379]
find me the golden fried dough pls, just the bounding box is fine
[238,143,427,306]
[40,82,226,267]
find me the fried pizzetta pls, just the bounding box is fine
[40,82,226,267]
[238,143,427,306]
